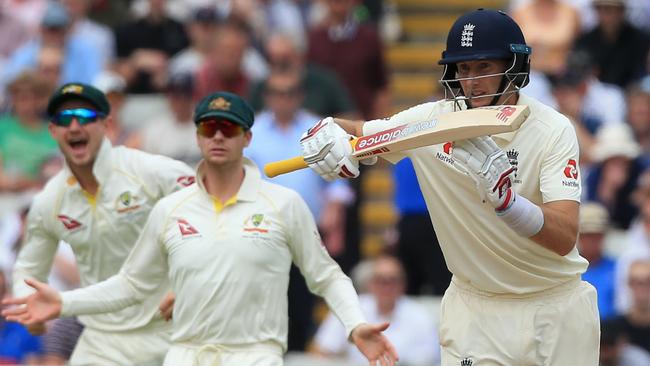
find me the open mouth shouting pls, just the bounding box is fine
[66,135,90,157]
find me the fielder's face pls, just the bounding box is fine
[456,59,509,108]
[49,100,107,169]
[196,119,252,168]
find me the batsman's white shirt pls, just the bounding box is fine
[364,94,588,294]
[13,138,195,331]
[60,158,366,350]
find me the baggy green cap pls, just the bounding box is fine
[194,91,254,129]
[47,82,111,117]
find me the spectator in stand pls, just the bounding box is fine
[512,0,581,76]
[393,158,451,296]
[114,0,189,94]
[551,51,626,135]
[194,19,252,100]
[312,255,439,366]
[584,124,648,230]
[36,47,64,90]
[134,73,202,166]
[0,270,43,364]
[616,171,650,313]
[616,260,650,353]
[93,71,131,146]
[578,202,617,319]
[248,31,356,118]
[0,71,58,193]
[600,318,650,366]
[1,1,103,92]
[573,0,650,88]
[62,0,116,68]
[2,0,48,35]
[307,0,390,120]
[169,6,222,76]
[236,0,305,50]
[626,76,650,154]
[0,8,30,73]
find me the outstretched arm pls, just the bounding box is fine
[3,203,170,323]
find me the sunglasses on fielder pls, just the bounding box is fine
[52,108,105,126]
[197,119,245,138]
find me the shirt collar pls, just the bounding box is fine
[195,157,261,203]
[64,137,113,187]
[491,93,531,143]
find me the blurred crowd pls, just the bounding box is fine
[0,0,650,365]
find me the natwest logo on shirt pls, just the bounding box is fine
[562,159,580,188]
[563,159,579,180]
[57,215,82,230]
[177,219,200,237]
[443,142,453,155]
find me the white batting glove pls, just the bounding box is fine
[300,117,360,181]
[451,136,516,212]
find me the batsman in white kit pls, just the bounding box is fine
[295,9,599,366]
[9,83,196,365]
[3,92,399,366]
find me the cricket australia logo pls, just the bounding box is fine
[243,213,269,234]
[461,23,475,47]
[115,191,141,213]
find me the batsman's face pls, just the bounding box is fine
[49,100,107,169]
[456,59,509,108]
[196,121,252,167]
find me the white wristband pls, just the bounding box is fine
[496,192,544,237]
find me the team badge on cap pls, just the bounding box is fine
[209,97,231,111]
[62,84,84,94]
[461,23,475,47]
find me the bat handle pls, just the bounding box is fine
[263,137,359,178]
[264,156,308,177]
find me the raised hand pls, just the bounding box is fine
[300,117,360,181]
[1,279,62,326]
[350,322,399,366]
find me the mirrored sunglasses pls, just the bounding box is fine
[197,119,245,138]
[52,108,105,126]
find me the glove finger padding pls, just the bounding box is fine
[452,137,516,210]
[300,117,360,181]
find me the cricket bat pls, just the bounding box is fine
[264,105,530,178]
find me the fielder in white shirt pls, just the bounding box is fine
[9,82,196,365]
[3,91,399,366]
[296,9,599,366]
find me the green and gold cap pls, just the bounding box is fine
[47,83,110,117]
[194,91,254,129]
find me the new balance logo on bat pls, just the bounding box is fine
[355,120,437,151]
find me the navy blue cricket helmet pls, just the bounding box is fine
[438,9,532,104]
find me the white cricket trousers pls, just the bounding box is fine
[163,340,284,366]
[69,322,171,366]
[439,277,600,366]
